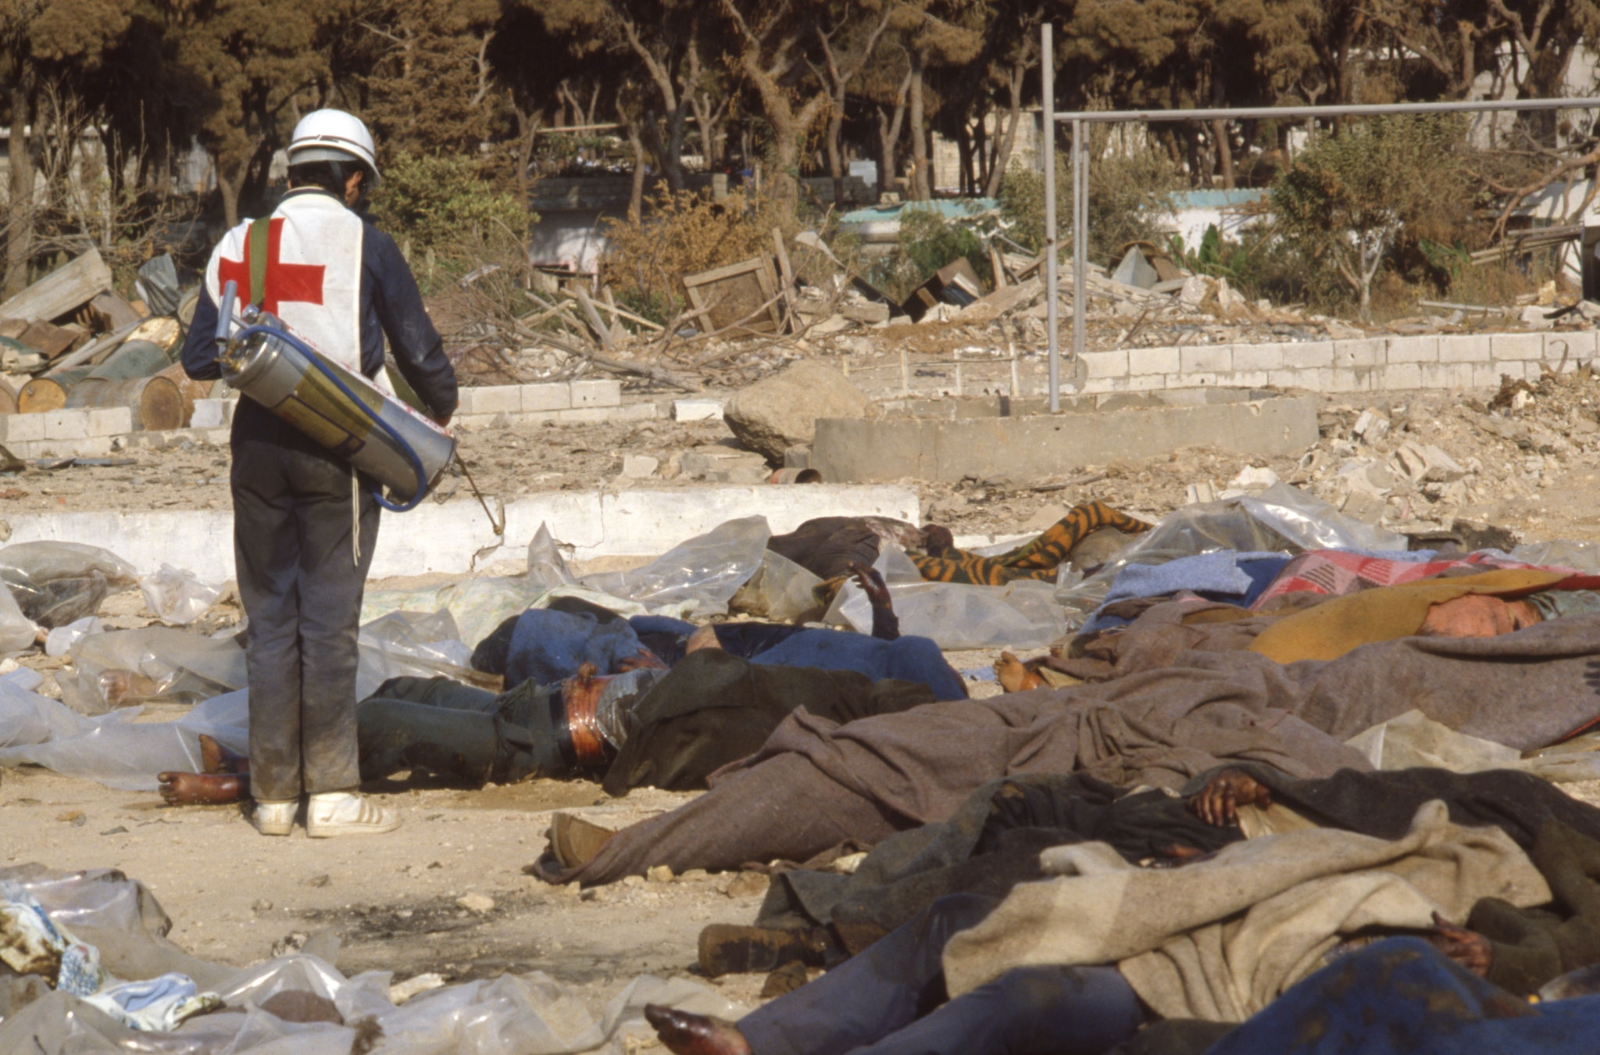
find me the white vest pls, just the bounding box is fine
[204,191,392,393]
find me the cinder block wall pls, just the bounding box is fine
[1077,331,1597,394]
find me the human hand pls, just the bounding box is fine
[1430,911,1492,976]
[1190,769,1270,827]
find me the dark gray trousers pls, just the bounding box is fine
[232,436,379,802]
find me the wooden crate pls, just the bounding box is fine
[682,257,783,335]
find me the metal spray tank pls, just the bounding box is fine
[212,280,456,509]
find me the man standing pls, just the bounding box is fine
[181,109,458,837]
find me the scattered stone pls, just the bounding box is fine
[621,874,646,888]
[252,899,274,913]
[725,872,771,899]
[390,973,446,1005]
[57,810,85,825]
[456,893,495,914]
[579,886,608,902]
[305,874,332,888]
[647,865,674,883]
[99,826,127,836]
[724,361,872,462]
[621,454,659,479]
[672,398,725,422]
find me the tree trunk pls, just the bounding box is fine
[908,52,930,201]
[985,63,1026,198]
[5,76,34,297]
[1211,118,1234,190]
[876,72,910,198]
[826,101,845,208]
[626,119,647,223]
[218,166,243,230]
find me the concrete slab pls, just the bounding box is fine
[0,484,919,582]
[813,390,1317,483]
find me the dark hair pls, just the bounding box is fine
[287,160,364,193]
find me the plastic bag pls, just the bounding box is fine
[1345,709,1519,773]
[526,521,579,589]
[581,516,771,617]
[0,677,96,750]
[0,541,137,628]
[1056,484,1405,629]
[729,549,824,622]
[827,547,1067,649]
[138,565,223,625]
[356,610,478,700]
[45,615,101,657]
[0,576,38,654]
[1506,538,1600,572]
[59,626,247,714]
[0,689,247,791]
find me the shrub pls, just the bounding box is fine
[369,152,532,267]
[998,144,1181,264]
[602,188,798,323]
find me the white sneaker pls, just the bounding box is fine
[252,800,297,836]
[305,792,401,837]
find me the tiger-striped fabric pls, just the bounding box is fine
[908,500,1151,586]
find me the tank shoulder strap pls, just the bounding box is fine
[246,217,270,309]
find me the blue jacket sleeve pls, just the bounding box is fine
[363,223,458,419]
[180,287,223,381]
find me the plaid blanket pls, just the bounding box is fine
[1250,550,1556,610]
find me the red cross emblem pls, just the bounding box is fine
[217,218,325,315]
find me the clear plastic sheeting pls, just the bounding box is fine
[1240,483,1406,554]
[526,521,579,590]
[1056,484,1402,629]
[0,542,137,629]
[138,565,224,626]
[356,610,478,700]
[1506,538,1600,572]
[1345,709,1519,773]
[0,690,247,791]
[0,578,38,654]
[730,549,824,622]
[58,627,247,715]
[827,547,1067,649]
[581,516,771,618]
[0,866,748,1055]
[44,616,101,658]
[0,677,96,750]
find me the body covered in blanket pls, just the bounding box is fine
[642,804,1564,1055]
[159,651,937,806]
[529,614,1600,885]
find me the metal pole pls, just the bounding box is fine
[1050,95,1600,126]
[1072,118,1086,386]
[1041,23,1058,412]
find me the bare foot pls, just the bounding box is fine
[159,771,247,806]
[995,652,1043,693]
[198,734,248,775]
[644,1005,752,1055]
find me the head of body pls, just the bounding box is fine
[285,108,379,210]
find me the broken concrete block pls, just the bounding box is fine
[190,399,233,429]
[1518,304,1554,330]
[1340,489,1388,523]
[570,380,622,407]
[1391,441,1466,484]
[1352,409,1390,442]
[1227,466,1280,491]
[724,360,871,462]
[672,398,725,422]
[468,385,521,415]
[840,302,890,325]
[87,407,133,436]
[42,409,90,441]
[1178,275,1207,307]
[621,454,659,478]
[521,383,571,412]
[680,445,770,482]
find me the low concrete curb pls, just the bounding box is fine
[1,484,920,582]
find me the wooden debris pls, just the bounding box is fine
[0,247,113,326]
[683,257,784,335]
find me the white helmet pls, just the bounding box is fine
[288,109,379,182]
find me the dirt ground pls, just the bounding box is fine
[0,650,1007,1020]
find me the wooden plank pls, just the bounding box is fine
[0,248,113,324]
[573,286,617,352]
[682,256,782,335]
[88,292,143,330]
